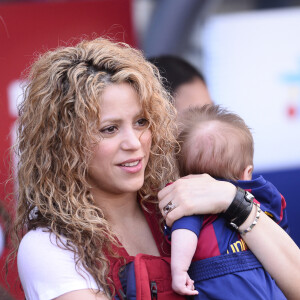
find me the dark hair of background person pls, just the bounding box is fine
[148,55,212,113]
[148,55,206,95]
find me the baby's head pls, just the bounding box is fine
[176,105,254,181]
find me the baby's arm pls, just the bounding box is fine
[171,228,199,296]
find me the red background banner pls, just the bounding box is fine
[0,1,134,298]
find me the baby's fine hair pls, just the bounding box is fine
[177,105,254,181]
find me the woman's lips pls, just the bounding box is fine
[118,158,143,173]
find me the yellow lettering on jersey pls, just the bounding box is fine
[227,239,248,253]
[241,239,248,251]
[265,211,274,219]
[234,241,243,252]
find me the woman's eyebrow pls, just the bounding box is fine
[100,110,145,124]
[100,117,122,124]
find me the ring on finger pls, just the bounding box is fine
[163,201,176,215]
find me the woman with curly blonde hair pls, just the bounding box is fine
[14,38,300,300]
[15,38,178,298]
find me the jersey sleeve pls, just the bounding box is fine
[171,215,204,237]
[237,176,289,232]
[259,191,289,232]
[17,228,100,300]
[252,181,288,232]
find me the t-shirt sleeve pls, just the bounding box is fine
[17,228,100,300]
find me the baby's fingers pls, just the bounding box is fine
[185,278,199,295]
[182,288,199,296]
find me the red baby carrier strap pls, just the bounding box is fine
[108,202,186,299]
[142,202,171,256]
[133,253,185,300]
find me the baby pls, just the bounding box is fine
[169,105,288,299]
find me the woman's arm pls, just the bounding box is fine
[55,289,109,300]
[18,228,104,300]
[158,174,300,300]
[239,207,300,300]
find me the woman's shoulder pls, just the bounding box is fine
[19,227,56,247]
[18,227,68,264]
[19,226,63,247]
[18,227,99,300]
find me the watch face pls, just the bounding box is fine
[245,191,254,202]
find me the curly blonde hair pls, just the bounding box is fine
[12,38,178,297]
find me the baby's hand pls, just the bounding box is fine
[172,271,199,296]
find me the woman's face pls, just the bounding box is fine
[88,82,152,197]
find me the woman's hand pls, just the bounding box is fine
[158,174,236,226]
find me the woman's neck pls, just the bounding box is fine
[90,186,160,257]
[91,188,140,225]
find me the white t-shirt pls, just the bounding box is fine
[17,228,100,300]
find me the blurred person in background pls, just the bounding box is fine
[149,55,213,113]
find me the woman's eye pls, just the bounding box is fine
[100,126,117,135]
[136,118,149,127]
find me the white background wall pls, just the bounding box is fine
[201,8,300,172]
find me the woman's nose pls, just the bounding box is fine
[121,129,141,150]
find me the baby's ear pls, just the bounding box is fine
[241,165,253,180]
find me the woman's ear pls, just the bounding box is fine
[241,165,253,180]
